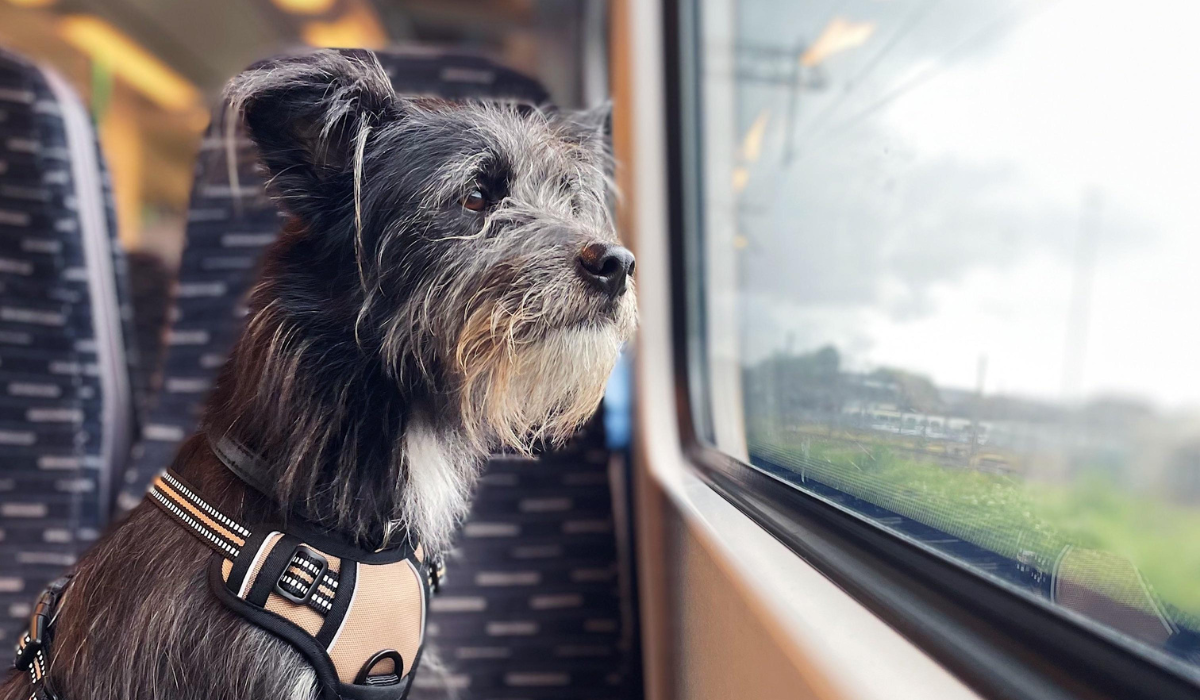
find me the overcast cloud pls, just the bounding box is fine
[721,0,1200,407]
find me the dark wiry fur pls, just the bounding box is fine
[2,49,634,700]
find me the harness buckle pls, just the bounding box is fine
[275,545,329,605]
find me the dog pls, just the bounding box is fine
[1,49,635,700]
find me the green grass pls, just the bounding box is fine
[748,425,1200,624]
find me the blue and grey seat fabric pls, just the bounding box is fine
[118,49,641,699]
[0,49,138,645]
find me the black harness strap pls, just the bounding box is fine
[207,433,277,498]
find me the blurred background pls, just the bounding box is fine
[0,0,606,267]
[5,0,1200,696]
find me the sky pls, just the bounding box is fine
[722,0,1200,408]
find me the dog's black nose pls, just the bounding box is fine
[578,242,635,297]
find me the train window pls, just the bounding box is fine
[683,0,1200,681]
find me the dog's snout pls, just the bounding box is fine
[578,242,635,297]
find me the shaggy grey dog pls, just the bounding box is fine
[1,49,635,700]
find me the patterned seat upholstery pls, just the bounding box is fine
[118,49,640,699]
[0,49,137,644]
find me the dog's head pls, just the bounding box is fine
[228,49,635,453]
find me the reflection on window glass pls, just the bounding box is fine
[693,0,1200,671]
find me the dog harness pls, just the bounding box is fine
[14,436,442,700]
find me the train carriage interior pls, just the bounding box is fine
[0,1,1199,699]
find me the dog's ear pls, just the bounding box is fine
[577,101,613,139]
[225,49,398,214]
[558,102,611,144]
[556,102,613,172]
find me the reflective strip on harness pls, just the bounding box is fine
[148,474,244,557]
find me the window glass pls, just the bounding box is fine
[691,0,1200,672]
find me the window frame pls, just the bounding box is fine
[659,0,1200,698]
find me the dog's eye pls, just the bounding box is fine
[462,189,488,212]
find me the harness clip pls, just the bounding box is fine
[12,620,45,673]
[275,545,329,605]
[14,575,69,673]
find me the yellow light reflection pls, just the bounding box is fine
[272,0,336,15]
[301,2,387,49]
[6,0,58,7]
[740,110,770,162]
[732,166,749,193]
[58,16,199,112]
[801,18,875,68]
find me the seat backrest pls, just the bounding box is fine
[0,48,137,645]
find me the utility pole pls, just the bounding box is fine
[1061,188,1103,403]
